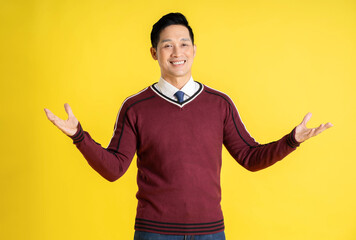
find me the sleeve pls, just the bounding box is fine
[69,101,137,181]
[223,98,300,172]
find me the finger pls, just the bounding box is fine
[307,128,316,138]
[301,112,312,126]
[313,124,325,136]
[44,108,64,128]
[44,108,57,122]
[314,122,333,135]
[326,122,333,128]
[64,103,74,118]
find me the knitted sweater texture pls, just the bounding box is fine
[70,82,300,235]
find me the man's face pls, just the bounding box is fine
[150,24,196,81]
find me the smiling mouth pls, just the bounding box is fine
[170,60,186,65]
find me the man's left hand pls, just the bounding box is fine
[294,112,333,143]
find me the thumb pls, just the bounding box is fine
[64,103,75,118]
[301,112,312,127]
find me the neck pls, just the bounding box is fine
[161,74,191,89]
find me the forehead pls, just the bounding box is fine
[159,24,191,42]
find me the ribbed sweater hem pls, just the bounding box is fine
[134,218,225,235]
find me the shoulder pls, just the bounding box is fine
[114,86,156,118]
[121,86,156,107]
[202,84,235,106]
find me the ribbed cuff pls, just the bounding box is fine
[286,127,300,148]
[70,122,84,144]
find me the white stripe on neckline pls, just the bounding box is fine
[150,82,204,108]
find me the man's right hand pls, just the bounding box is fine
[44,103,79,137]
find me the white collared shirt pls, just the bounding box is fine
[154,76,200,101]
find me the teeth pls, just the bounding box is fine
[172,61,185,65]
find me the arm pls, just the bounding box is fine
[44,103,137,182]
[223,100,332,172]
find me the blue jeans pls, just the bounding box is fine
[134,231,226,240]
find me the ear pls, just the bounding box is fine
[193,44,197,58]
[150,47,158,60]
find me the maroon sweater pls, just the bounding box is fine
[70,82,300,235]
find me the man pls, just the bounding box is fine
[44,13,332,240]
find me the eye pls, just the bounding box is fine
[164,45,172,48]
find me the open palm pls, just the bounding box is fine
[44,103,79,136]
[294,112,333,143]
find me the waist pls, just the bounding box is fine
[134,217,225,235]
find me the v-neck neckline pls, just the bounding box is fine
[150,82,204,108]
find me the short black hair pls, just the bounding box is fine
[151,12,194,49]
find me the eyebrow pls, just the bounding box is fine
[160,38,191,43]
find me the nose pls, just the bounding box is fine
[171,45,182,58]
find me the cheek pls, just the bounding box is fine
[158,52,169,62]
[160,48,170,55]
[185,49,194,57]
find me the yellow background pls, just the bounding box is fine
[1,0,355,239]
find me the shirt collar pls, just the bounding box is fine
[180,77,196,97]
[156,76,195,99]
